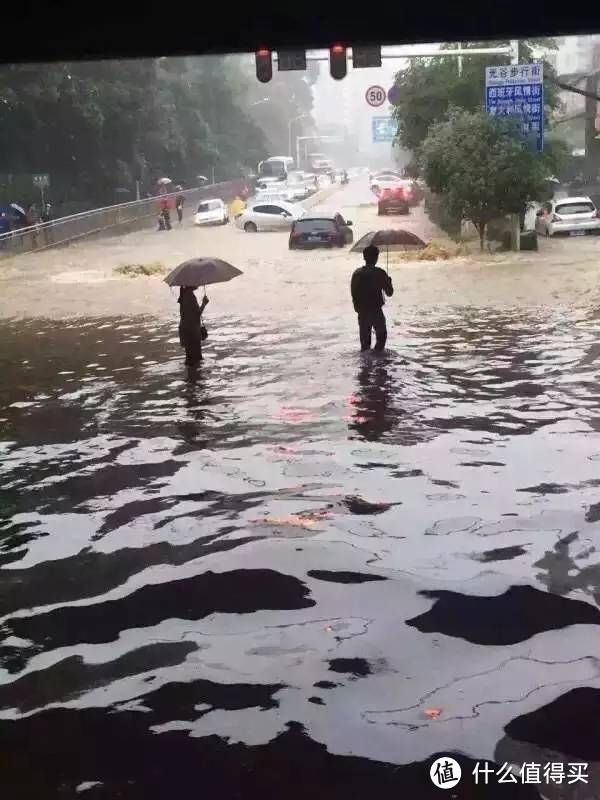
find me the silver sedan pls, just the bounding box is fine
[235,201,305,233]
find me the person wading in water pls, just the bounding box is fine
[350,245,393,352]
[178,287,208,366]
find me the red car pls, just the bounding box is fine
[377,185,410,215]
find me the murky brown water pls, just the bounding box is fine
[2,182,600,797]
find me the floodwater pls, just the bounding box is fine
[2,184,600,797]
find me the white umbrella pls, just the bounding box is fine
[164,258,243,288]
[157,177,172,185]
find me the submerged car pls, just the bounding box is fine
[378,185,410,215]
[535,196,600,237]
[284,178,312,201]
[194,198,228,226]
[370,171,403,193]
[288,213,353,249]
[235,201,303,232]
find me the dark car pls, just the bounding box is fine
[378,185,410,215]
[289,213,353,249]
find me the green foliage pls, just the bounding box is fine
[0,55,303,206]
[421,109,547,248]
[391,39,561,154]
[423,189,462,240]
[243,56,315,157]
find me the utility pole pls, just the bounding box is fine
[585,73,600,177]
[288,113,308,160]
[511,40,519,66]
[509,39,521,253]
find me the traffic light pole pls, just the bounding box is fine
[273,45,514,65]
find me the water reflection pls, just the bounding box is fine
[348,356,398,441]
[2,306,600,794]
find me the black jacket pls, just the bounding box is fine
[178,290,201,331]
[351,265,393,312]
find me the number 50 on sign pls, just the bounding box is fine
[365,85,386,107]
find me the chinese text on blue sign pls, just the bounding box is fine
[485,63,544,152]
[372,117,396,143]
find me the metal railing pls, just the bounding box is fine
[0,179,250,257]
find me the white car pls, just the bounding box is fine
[235,201,304,232]
[194,198,228,226]
[249,189,293,205]
[254,181,297,202]
[370,171,404,195]
[535,196,600,237]
[285,172,312,200]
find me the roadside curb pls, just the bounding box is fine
[302,183,342,211]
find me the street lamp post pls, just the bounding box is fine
[288,113,308,161]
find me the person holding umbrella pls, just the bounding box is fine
[164,257,243,367]
[350,245,393,353]
[178,287,209,366]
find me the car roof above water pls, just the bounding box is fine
[294,215,339,225]
[553,196,594,205]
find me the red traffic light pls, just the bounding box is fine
[329,44,347,80]
[255,49,273,83]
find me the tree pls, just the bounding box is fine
[0,55,270,207]
[242,55,316,159]
[421,109,547,250]
[391,39,561,154]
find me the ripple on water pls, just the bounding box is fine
[2,308,600,791]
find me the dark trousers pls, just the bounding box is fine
[358,308,387,352]
[179,325,202,365]
[176,206,183,223]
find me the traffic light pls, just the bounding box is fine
[352,45,381,69]
[255,49,273,83]
[329,44,347,80]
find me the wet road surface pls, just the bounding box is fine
[2,181,600,797]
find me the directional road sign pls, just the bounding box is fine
[372,116,396,143]
[32,173,50,188]
[485,63,544,152]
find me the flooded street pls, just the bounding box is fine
[3,179,600,797]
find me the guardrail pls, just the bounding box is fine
[0,179,251,258]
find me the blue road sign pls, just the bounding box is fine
[372,116,396,143]
[387,85,400,105]
[485,63,544,152]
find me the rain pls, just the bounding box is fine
[2,34,600,798]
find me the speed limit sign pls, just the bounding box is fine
[365,85,386,107]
